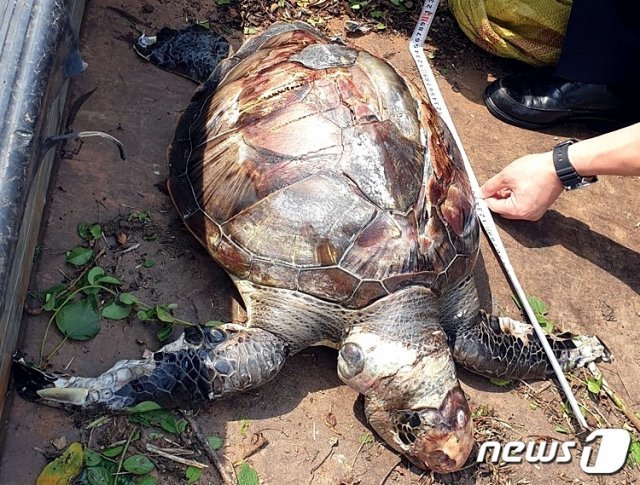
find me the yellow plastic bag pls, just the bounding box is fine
[449,0,572,66]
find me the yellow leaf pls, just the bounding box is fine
[37,442,83,485]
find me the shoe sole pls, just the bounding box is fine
[484,95,631,132]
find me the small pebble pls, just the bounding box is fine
[52,436,67,451]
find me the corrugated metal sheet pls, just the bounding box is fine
[0,0,86,417]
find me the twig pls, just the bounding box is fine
[310,448,334,474]
[115,429,136,478]
[63,356,75,371]
[588,363,640,432]
[118,243,140,255]
[155,447,195,456]
[99,438,128,450]
[351,440,368,468]
[146,443,208,469]
[180,411,236,485]
[379,460,401,485]
[240,433,269,461]
[310,439,338,474]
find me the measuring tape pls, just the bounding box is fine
[409,0,589,430]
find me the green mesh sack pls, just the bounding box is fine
[449,0,572,66]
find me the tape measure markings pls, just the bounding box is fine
[409,0,589,430]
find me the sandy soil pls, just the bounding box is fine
[1,1,639,484]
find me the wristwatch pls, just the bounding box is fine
[552,139,598,191]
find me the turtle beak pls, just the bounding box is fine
[412,386,474,473]
[366,386,474,474]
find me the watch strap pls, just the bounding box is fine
[552,139,598,190]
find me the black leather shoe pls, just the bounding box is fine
[484,72,637,129]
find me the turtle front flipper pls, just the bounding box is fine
[12,324,288,410]
[440,277,611,380]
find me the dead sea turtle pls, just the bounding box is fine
[14,22,609,473]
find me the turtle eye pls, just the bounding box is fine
[339,342,365,378]
[457,409,467,428]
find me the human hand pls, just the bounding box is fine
[481,151,563,221]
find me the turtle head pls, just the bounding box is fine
[337,325,473,473]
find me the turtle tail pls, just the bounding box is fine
[12,324,289,410]
[440,277,611,380]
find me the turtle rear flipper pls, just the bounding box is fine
[12,325,288,410]
[133,25,230,83]
[440,278,611,380]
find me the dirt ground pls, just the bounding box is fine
[1,1,639,484]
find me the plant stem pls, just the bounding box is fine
[39,284,118,366]
[42,336,68,366]
[39,278,199,367]
[115,428,137,484]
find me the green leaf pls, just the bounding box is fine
[102,300,133,320]
[176,419,188,434]
[85,466,112,485]
[537,315,554,334]
[143,259,155,268]
[84,449,103,467]
[137,308,155,321]
[207,435,223,450]
[79,223,102,241]
[527,295,549,315]
[156,324,174,342]
[205,320,223,328]
[512,294,548,314]
[489,379,511,387]
[555,426,569,434]
[123,455,155,475]
[77,223,90,240]
[128,409,181,434]
[119,293,138,305]
[239,417,250,436]
[102,445,124,457]
[97,275,124,285]
[148,432,163,440]
[165,303,178,310]
[358,433,374,444]
[90,224,102,239]
[85,415,110,430]
[87,267,105,285]
[55,298,101,340]
[158,413,179,434]
[66,247,94,266]
[587,375,603,395]
[128,211,151,223]
[156,306,175,323]
[127,401,162,413]
[528,402,538,410]
[42,284,68,311]
[186,466,202,483]
[37,442,83,484]
[512,294,554,333]
[627,439,640,467]
[236,462,259,485]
